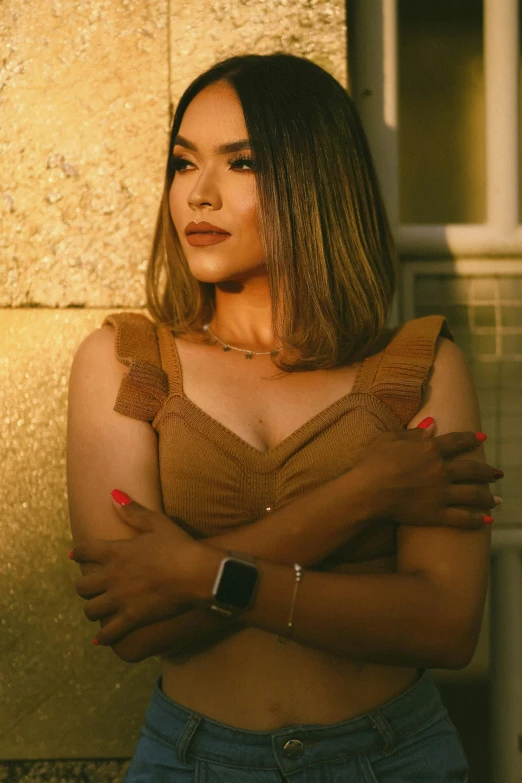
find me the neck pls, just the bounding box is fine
[204,323,281,353]
[204,323,282,355]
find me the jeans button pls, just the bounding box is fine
[283,739,304,759]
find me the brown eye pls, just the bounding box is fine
[229,157,255,171]
[172,156,192,172]
[171,155,256,173]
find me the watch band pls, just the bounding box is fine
[223,549,258,564]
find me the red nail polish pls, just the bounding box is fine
[68,551,74,559]
[475,432,487,442]
[111,488,132,505]
[93,638,100,645]
[493,469,504,478]
[417,416,434,429]
[483,515,494,524]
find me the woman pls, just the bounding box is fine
[68,53,502,781]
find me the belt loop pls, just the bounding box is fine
[176,713,203,764]
[368,710,397,756]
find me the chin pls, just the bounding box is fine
[186,265,235,284]
[186,261,261,285]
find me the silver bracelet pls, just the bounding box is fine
[277,563,304,645]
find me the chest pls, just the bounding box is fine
[174,337,363,454]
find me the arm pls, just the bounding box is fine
[66,326,377,663]
[152,337,489,670]
[116,337,490,668]
[111,464,380,662]
[185,545,466,668]
[394,337,492,665]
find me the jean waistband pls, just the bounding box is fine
[141,668,446,775]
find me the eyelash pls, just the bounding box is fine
[171,154,255,173]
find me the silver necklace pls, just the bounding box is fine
[203,323,282,359]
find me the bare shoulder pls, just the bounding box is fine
[408,335,480,431]
[433,334,470,374]
[68,328,114,408]
[67,323,164,564]
[74,322,127,375]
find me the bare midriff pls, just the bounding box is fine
[159,334,420,731]
[160,634,420,730]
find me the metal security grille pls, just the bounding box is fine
[348,3,522,782]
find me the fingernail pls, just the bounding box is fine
[93,638,100,645]
[111,488,132,505]
[493,469,504,478]
[483,515,494,524]
[68,550,74,559]
[475,432,487,442]
[417,416,434,429]
[493,496,503,505]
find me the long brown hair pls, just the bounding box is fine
[145,51,398,373]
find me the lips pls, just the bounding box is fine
[185,220,230,235]
[186,232,231,246]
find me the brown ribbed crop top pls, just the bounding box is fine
[101,312,454,577]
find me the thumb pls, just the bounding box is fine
[111,489,151,530]
[416,416,435,436]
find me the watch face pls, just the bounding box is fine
[215,559,258,609]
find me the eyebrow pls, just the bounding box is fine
[173,134,252,155]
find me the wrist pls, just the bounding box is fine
[187,543,227,607]
[345,464,386,523]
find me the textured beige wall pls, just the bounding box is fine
[0,0,169,309]
[1,309,155,762]
[1,0,349,761]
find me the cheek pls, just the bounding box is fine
[168,182,183,228]
[169,180,177,208]
[243,206,259,234]
[234,188,259,233]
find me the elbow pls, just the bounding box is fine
[452,635,478,671]
[445,648,474,671]
[441,649,472,671]
[438,626,477,671]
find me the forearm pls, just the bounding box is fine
[113,466,380,662]
[190,546,469,668]
[207,465,378,563]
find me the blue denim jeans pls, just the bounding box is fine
[124,668,469,782]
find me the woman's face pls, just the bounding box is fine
[169,81,266,285]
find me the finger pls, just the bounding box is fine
[415,416,435,433]
[445,459,500,485]
[444,483,496,509]
[75,573,108,599]
[71,541,107,564]
[433,431,484,459]
[404,416,437,441]
[95,613,134,647]
[441,506,493,530]
[83,594,118,623]
[399,426,431,442]
[111,494,154,532]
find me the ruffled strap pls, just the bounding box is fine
[352,315,454,426]
[101,312,169,423]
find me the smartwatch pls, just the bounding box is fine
[207,550,260,617]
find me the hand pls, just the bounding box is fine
[351,420,501,530]
[71,491,206,647]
